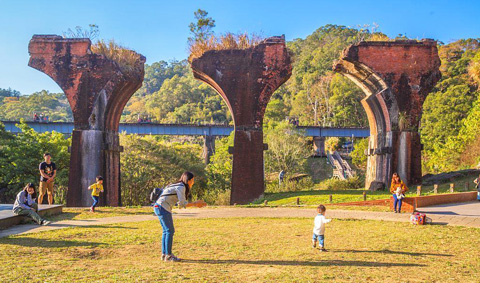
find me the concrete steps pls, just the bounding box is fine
[0,204,63,229]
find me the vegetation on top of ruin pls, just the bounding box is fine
[188,32,264,62]
[187,9,264,61]
[63,25,143,75]
[90,39,143,75]
[62,24,100,41]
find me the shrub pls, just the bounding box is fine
[317,176,363,191]
[351,138,369,169]
[120,134,207,206]
[91,40,143,75]
[189,32,263,61]
[265,178,315,193]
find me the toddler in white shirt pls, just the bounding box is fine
[312,204,332,251]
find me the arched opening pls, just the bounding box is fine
[334,59,399,190]
[28,35,145,207]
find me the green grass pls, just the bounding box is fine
[48,206,154,221]
[255,173,479,208]
[1,218,479,282]
[253,189,393,206]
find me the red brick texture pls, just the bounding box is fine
[389,192,478,212]
[28,35,145,207]
[191,36,292,204]
[334,40,441,190]
[335,199,390,206]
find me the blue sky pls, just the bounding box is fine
[0,0,479,94]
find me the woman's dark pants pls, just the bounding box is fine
[393,194,402,212]
[154,205,174,255]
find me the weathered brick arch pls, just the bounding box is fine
[190,36,292,204]
[28,35,145,206]
[334,40,441,190]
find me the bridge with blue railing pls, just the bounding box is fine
[1,121,370,138]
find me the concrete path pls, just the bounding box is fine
[417,201,480,227]
[1,206,479,238]
[418,201,480,217]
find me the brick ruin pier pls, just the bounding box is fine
[334,40,441,190]
[190,36,292,204]
[29,35,145,206]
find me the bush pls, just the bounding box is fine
[202,189,231,205]
[351,138,369,169]
[265,178,315,193]
[120,134,207,206]
[189,32,263,61]
[317,176,363,190]
[55,186,68,205]
[0,121,70,203]
[264,121,311,174]
[325,137,341,152]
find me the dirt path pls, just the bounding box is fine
[1,206,479,238]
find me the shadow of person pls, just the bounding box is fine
[182,259,426,267]
[0,237,102,248]
[335,249,453,257]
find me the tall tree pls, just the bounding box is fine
[188,9,216,44]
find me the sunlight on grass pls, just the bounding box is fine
[48,206,154,221]
[1,218,479,282]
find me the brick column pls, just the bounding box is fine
[28,35,145,206]
[191,36,292,204]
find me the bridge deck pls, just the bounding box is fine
[1,121,370,138]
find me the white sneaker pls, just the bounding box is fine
[41,220,51,226]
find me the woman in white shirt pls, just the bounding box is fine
[154,171,195,262]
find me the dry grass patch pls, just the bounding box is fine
[188,32,264,62]
[48,206,154,221]
[91,40,143,75]
[1,218,480,282]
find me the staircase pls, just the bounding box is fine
[327,151,356,180]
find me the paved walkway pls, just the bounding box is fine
[418,201,480,217]
[1,205,479,238]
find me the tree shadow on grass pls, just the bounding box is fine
[183,259,426,267]
[83,225,138,230]
[48,212,81,221]
[0,237,102,248]
[335,249,453,257]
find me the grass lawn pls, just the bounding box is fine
[255,173,479,208]
[48,206,154,221]
[253,189,393,206]
[1,218,479,282]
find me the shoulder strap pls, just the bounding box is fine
[159,185,178,198]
